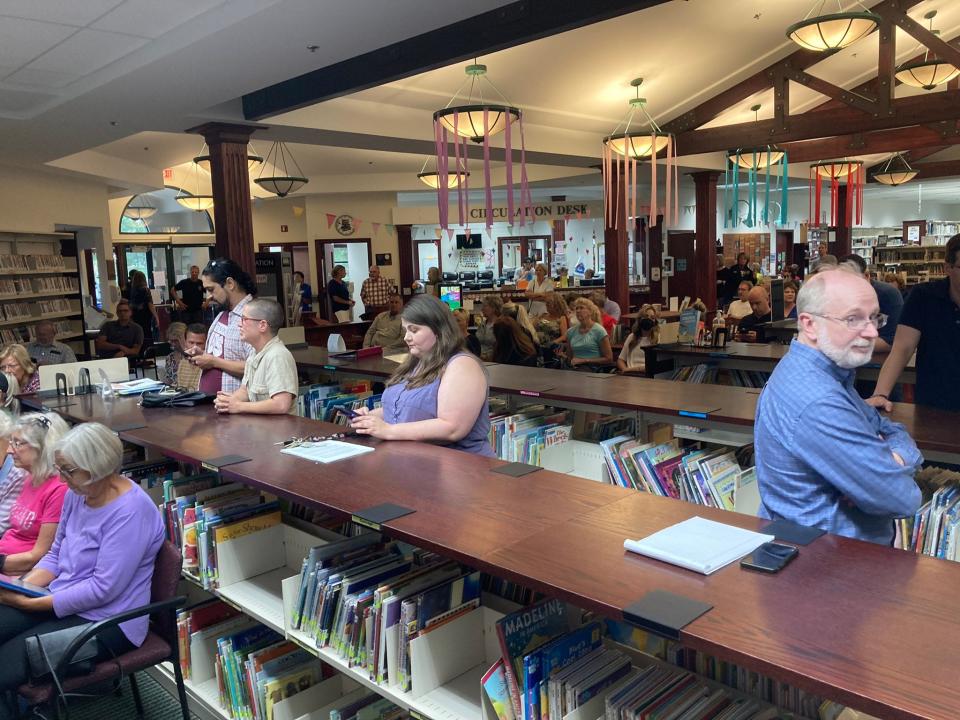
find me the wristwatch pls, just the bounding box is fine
[0,553,6,572]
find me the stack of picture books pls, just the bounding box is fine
[290,535,481,693]
[298,381,382,422]
[667,364,770,388]
[488,406,572,463]
[598,437,755,512]
[895,467,960,559]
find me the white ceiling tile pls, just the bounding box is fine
[92,0,226,39]
[0,86,58,114]
[5,66,81,89]
[0,0,124,27]
[0,17,76,68]
[29,28,148,74]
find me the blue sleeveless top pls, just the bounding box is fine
[381,353,493,457]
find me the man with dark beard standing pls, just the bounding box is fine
[754,264,922,545]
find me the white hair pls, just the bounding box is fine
[796,263,862,317]
[12,412,70,486]
[53,422,123,485]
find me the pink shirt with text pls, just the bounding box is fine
[0,474,66,556]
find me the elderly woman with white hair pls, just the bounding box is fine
[0,411,28,537]
[0,422,164,715]
[0,413,69,576]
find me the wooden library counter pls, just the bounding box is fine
[22,393,960,719]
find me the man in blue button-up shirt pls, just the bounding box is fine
[755,265,922,545]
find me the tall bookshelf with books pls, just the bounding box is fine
[0,231,85,353]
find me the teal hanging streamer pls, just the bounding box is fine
[747,150,757,227]
[780,151,789,225]
[732,155,740,228]
[724,155,730,227]
[763,148,771,225]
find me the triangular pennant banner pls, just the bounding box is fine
[372,222,380,235]
[354,219,362,233]
[434,228,443,239]
[326,213,336,229]
[446,228,456,242]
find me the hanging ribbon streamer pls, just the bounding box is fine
[435,121,448,231]
[724,148,788,229]
[504,107,514,225]
[519,115,533,226]
[482,109,493,229]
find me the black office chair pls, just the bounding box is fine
[441,272,458,282]
[131,342,172,380]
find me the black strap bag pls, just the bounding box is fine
[25,624,99,680]
[139,389,213,408]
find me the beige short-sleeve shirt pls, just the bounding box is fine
[241,336,299,413]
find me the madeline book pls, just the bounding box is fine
[482,658,516,720]
[495,597,571,718]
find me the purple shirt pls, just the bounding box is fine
[381,353,494,457]
[36,479,164,646]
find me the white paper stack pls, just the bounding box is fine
[623,516,774,575]
[281,440,374,464]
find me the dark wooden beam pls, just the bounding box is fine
[877,15,896,114]
[780,125,959,162]
[875,2,960,70]
[242,0,670,120]
[676,91,960,155]
[773,70,789,131]
[780,66,878,115]
[867,158,960,182]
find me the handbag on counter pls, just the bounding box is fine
[139,389,213,408]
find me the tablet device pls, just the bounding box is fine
[0,573,52,598]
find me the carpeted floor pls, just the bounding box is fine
[55,674,198,720]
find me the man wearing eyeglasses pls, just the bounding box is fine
[212,298,298,415]
[754,264,922,545]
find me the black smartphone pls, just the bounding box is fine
[740,542,798,573]
[339,407,360,419]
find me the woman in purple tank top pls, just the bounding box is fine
[351,295,494,457]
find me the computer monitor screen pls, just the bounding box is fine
[439,284,462,311]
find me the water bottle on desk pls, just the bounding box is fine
[99,368,115,401]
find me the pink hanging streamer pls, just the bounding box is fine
[519,115,532,226]
[453,112,465,228]
[505,108,514,226]
[461,133,470,230]
[483,108,493,229]
[664,136,672,230]
[650,133,658,228]
[435,120,448,230]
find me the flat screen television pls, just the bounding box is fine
[439,284,462,311]
[456,233,482,250]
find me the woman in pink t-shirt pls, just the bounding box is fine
[0,412,68,575]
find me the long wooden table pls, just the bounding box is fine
[291,347,959,464]
[23,392,960,720]
[650,341,917,384]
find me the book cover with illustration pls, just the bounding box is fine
[482,658,516,720]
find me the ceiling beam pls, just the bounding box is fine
[779,66,878,115]
[877,15,896,113]
[874,2,960,70]
[242,0,671,121]
[779,124,959,162]
[867,158,960,182]
[675,91,960,155]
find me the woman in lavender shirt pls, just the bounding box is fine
[351,294,494,456]
[0,422,164,716]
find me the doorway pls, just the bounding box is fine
[497,235,551,277]
[414,239,441,281]
[315,238,372,321]
[259,242,312,310]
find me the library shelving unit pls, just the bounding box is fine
[873,243,947,286]
[0,231,85,351]
[924,220,959,247]
[851,225,901,270]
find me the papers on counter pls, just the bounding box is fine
[383,352,409,364]
[281,440,375,464]
[624,516,774,575]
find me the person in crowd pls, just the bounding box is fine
[723,253,754,305]
[412,266,441,297]
[163,321,187,387]
[883,272,907,297]
[351,295,493,456]
[26,320,76,366]
[583,268,596,280]
[782,280,798,320]
[502,302,539,347]
[0,411,28,537]
[172,264,205,324]
[176,323,207,391]
[0,422,164,716]
[617,304,659,375]
[190,258,256,395]
[0,412,69,576]
[590,290,618,335]
[128,270,158,345]
[557,267,569,288]
[514,259,535,287]
[818,254,839,270]
[869,233,960,412]
[726,280,754,320]
[360,265,394,318]
[293,271,313,314]
[0,345,39,394]
[214,298,298,415]
[535,292,569,366]
[363,293,406,351]
[736,286,773,342]
[327,265,354,322]
[755,265,922,544]
[475,295,503,360]
[452,308,482,357]
[0,372,19,414]
[492,316,538,367]
[840,254,902,352]
[565,298,613,369]
[525,263,554,317]
[716,254,732,305]
[96,300,143,360]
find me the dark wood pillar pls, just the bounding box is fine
[396,224,415,295]
[835,185,852,258]
[551,218,565,272]
[186,122,262,277]
[690,171,721,311]
[602,167,629,315]
[646,217,665,303]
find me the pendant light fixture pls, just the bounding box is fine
[872,153,918,186]
[417,157,469,189]
[895,11,960,90]
[432,60,530,230]
[725,104,789,228]
[122,194,157,220]
[176,162,213,211]
[254,141,309,197]
[786,0,880,52]
[809,159,864,227]
[601,78,678,229]
[192,142,264,173]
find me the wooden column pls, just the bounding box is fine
[551,218,565,272]
[690,170,721,311]
[836,185,852,258]
[603,167,629,314]
[396,225,415,295]
[646,216,665,303]
[186,122,262,277]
